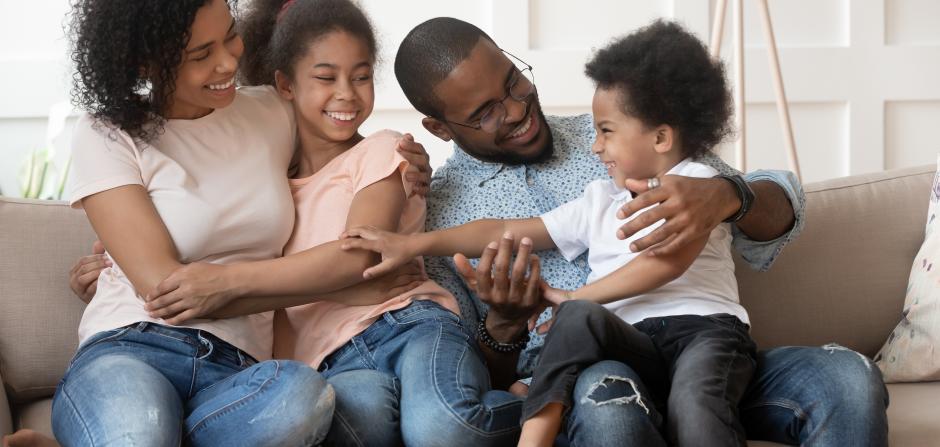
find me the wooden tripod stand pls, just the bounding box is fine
[710,0,802,181]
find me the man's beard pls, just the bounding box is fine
[454,109,554,166]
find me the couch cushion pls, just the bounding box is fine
[736,165,934,356]
[0,197,95,402]
[15,398,53,439]
[875,157,940,381]
[884,382,940,446]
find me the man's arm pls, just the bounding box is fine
[617,157,805,270]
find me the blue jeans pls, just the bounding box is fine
[559,346,889,446]
[52,322,334,447]
[319,300,522,447]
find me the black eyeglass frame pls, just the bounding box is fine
[435,49,536,134]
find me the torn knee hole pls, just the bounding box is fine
[580,375,650,414]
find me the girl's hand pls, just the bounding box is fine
[397,133,432,197]
[340,226,418,279]
[145,263,241,325]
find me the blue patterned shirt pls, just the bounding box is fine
[425,114,806,375]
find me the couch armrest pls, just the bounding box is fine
[1,371,12,437]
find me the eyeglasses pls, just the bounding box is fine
[440,49,536,134]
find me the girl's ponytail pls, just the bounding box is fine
[238,0,289,86]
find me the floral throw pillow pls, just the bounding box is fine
[875,155,940,382]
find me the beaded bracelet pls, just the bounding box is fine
[476,315,530,353]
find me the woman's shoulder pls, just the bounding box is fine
[72,112,140,152]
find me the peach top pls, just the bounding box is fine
[274,130,459,367]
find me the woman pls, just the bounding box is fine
[5,1,430,446]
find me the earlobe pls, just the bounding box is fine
[274,70,294,100]
[422,117,453,142]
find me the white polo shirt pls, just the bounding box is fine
[540,158,748,325]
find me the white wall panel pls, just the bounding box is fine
[1,0,939,196]
[723,102,849,183]
[530,0,668,50]
[885,0,940,45]
[884,101,940,169]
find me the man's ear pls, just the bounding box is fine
[422,117,453,142]
[274,70,294,100]
[653,124,676,154]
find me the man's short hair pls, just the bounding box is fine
[394,17,495,118]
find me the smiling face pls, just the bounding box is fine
[591,87,678,187]
[165,0,243,120]
[423,38,552,165]
[277,30,374,148]
[276,31,375,151]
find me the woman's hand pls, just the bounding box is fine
[340,226,419,279]
[396,133,432,197]
[144,262,242,325]
[69,240,109,303]
[371,258,428,300]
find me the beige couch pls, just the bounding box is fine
[1,164,935,445]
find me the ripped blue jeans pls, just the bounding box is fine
[536,302,888,447]
[51,322,333,447]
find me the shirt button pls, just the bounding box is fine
[527,177,535,186]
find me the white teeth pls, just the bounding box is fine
[207,78,235,90]
[325,111,358,121]
[508,115,532,138]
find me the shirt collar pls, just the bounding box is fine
[450,144,505,183]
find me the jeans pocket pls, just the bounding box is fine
[69,326,133,367]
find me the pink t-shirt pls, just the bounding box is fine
[67,86,296,361]
[273,130,459,367]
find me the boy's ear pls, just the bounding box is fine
[422,117,453,142]
[274,70,294,100]
[653,125,675,154]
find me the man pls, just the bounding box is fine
[394,17,888,446]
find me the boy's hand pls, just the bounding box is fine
[341,226,418,279]
[527,282,573,334]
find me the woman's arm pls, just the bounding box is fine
[340,217,554,279]
[81,185,182,299]
[234,171,406,294]
[144,171,408,321]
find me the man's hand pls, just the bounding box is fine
[618,175,740,257]
[453,233,543,343]
[69,240,109,303]
[145,263,241,325]
[397,133,432,197]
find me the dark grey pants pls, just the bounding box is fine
[524,300,757,447]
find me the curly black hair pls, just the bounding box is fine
[585,20,733,158]
[239,0,377,87]
[68,0,239,141]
